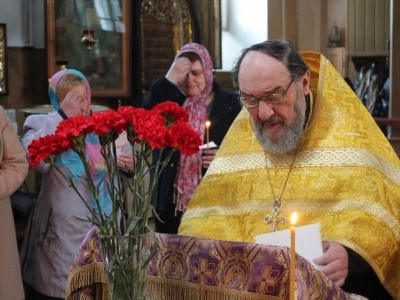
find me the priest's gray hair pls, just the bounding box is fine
[231,39,309,88]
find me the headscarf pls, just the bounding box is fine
[49,69,112,215]
[173,43,214,214]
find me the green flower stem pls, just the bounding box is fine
[100,144,120,236]
[148,148,176,210]
[52,164,103,226]
[76,150,108,229]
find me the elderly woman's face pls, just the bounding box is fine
[181,60,206,97]
[59,84,90,117]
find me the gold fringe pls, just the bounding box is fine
[68,291,95,300]
[65,262,109,300]
[146,275,282,300]
[96,282,109,300]
[75,294,94,300]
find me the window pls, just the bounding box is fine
[221,0,268,70]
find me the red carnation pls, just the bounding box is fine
[28,134,71,168]
[117,106,136,125]
[55,115,93,138]
[88,110,125,136]
[134,111,168,148]
[172,122,202,155]
[152,101,189,124]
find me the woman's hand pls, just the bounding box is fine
[202,148,218,169]
[60,91,88,117]
[166,57,192,85]
[117,152,136,172]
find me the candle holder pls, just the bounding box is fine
[81,29,98,51]
[55,59,69,71]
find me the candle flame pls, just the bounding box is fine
[291,212,298,226]
[206,121,211,127]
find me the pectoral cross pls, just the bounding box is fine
[264,199,287,232]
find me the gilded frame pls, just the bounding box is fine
[0,23,8,95]
[190,0,222,69]
[140,0,194,97]
[47,0,131,97]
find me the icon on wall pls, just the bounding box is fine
[328,23,341,47]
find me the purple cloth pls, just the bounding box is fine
[66,227,367,300]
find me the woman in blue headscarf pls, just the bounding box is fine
[20,69,112,300]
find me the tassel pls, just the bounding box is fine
[146,275,274,300]
[65,263,108,300]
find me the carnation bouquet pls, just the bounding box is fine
[27,101,202,299]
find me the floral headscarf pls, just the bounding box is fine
[49,69,112,215]
[173,43,214,214]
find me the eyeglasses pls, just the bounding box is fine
[239,78,294,108]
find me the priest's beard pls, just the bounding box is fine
[253,86,306,155]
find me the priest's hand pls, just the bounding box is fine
[166,57,192,86]
[313,241,348,287]
[202,148,218,169]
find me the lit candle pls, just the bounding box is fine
[205,121,211,149]
[290,212,298,300]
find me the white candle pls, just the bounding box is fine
[290,212,298,300]
[205,121,211,149]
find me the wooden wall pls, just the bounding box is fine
[268,0,400,155]
[0,48,48,134]
[389,0,400,152]
[267,0,298,44]
[297,0,327,53]
[347,0,390,54]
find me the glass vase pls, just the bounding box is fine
[99,233,151,300]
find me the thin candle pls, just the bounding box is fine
[290,212,298,300]
[205,121,211,149]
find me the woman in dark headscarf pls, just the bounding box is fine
[143,43,242,234]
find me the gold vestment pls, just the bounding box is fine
[179,52,400,298]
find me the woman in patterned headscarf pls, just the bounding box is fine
[142,43,242,234]
[19,69,113,300]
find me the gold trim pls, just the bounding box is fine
[146,275,281,300]
[65,262,108,300]
[183,198,400,240]
[207,148,400,186]
[313,52,326,129]
[307,85,315,129]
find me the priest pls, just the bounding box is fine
[179,39,400,300]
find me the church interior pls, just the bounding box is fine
[0,0,399,151]
[1,0,400,299]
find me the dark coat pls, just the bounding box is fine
[142,76,242,212]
